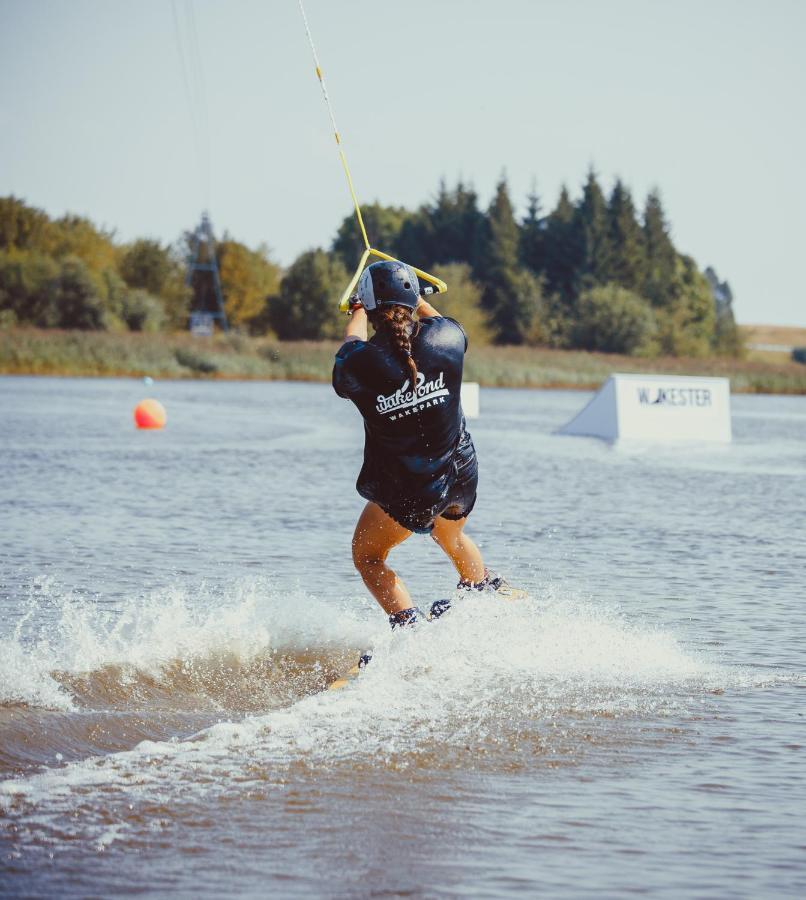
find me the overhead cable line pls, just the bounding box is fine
[171,0,211,210]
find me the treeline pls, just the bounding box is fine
[0,196,281,335]
[0,172,741,356]
[329,173,740,356]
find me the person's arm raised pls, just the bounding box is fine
[416,297,441,318]
[343,304,368,343]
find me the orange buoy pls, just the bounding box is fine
[134,398,167,430]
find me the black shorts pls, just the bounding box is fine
[381,439,478,535]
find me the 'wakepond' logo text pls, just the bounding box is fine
[376,372,450,420]
[637,386,713,407]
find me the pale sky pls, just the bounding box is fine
[1,0,804,325]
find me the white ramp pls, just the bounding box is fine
[461,382,480,419]
[559,373,731,442]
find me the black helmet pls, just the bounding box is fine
[357,260,419,311]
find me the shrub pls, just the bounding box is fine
[122,289,166,332]
[427,262,492,346]
[572,283,656,355]
[0,249,60,326]
[217,240,281,327]
[269,249,347,340]
[0,239,123,331]
[792,347,806,365]
[654,257,716,357]
[0,197,53,252]
[119,239,175,296]
[54,256,112,329]
[175,346,218,374]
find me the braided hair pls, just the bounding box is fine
[367,304,420,388]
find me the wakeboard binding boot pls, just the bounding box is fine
[388,606,423,630]
[358,606,423,670]
[429,569,525,620]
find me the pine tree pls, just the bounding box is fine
[607,179,645,293]
[642,189,677,307]
[705,265,742,355]
[519,184,544,277]
[435,180,483,266]
[573,168,612,286]
[331,203,410,270]
[397,180,484,270]
[542,186,579,307]
[476,178,541,344]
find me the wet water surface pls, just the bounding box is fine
[1,376,805,897]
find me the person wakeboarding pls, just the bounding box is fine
[333,259,517,640]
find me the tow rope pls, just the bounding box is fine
[297,0,447,311]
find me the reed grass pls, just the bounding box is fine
[2,327,805,394]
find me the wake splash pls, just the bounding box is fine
[0,577,774,831]
[0,575,376,714]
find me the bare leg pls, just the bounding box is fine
[430,515,485,584]
[352,502,415,616]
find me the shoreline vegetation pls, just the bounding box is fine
[3,327,805,394]
[2,187,804,394]
[3,174,745,366]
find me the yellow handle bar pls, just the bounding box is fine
[338,248,448,313]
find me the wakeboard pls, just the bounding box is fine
[326,584,528,690]
[487,584,528,600]
[328,663,362,691]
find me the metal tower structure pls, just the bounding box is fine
[186,212,228,334]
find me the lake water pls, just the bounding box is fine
[1,376,805,898]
